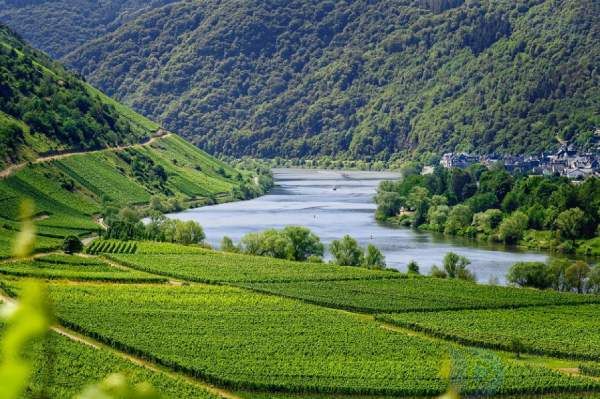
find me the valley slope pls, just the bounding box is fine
[2,0,598,160]
[0,24,252,257]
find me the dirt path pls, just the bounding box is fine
[0,131,171,180]
[0,291,242,399]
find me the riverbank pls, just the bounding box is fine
[383,215,600,259]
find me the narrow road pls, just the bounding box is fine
[0,131,171,180]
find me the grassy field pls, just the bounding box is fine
[108,250,403,283]
[242,278,600,313]
[40,281,598,396]
[379,305,600,360]
[0,255,166,282]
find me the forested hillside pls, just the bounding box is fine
[0,24,161,167]
[0,0,178,58]
[2,0,596,160]
[0,24,264,257]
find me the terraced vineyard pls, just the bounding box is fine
[380,305,600,360]
[42,282,598,396]
[86,240,138,254]
[108,251,402,283]
[243,278,600,313]
[0,254,165,282]
[13,328,217,399]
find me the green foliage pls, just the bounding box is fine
[239,227,324,261]
[381,304,600,361]
[108,250,395,284]
[497,211,529,244]
[0,25,154,168]
[0,281,50,399]
[330,235,364,267]
[507,262,553,290]
[377,170,599,251]
[43,281,595,396]
[87,240,138,255]
[62,235,83,254]
[442,252,474,281]
[364,244,386,269]
[407,260,420,275]
[244,277,600,314]
[11,0,595,159]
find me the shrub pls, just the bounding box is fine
[62,235,83,254]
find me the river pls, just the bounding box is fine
[167,168,549,284]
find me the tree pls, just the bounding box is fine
[407,260,420,274]
[283,226,324,261]
[547,258,570,291]
[588,266,600,294]
[430,265,447,278]
[497,211,528,244]
[507,262,551,289]
[330,235,363,266]
[220,236,238,253]
[375,191,402,219]
[565,261,591,293]
[555,208,586,241]
[363,244,386,269]
[63,235,83,254]
[240,230,294,259]
[173,220,205,245]
[444,205,473,235]
[473,209,503,235]
[478,169,514,202]
[443,252,473,280]
[465,193,498,213]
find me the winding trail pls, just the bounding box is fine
[0,131,171,180]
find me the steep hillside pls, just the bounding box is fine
[0,24,162,168]
[0,24,259,258]
[41,0,600,160]
[0,0,178,58]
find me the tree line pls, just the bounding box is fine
[376,164,599,254]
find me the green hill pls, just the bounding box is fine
[0,24,256,258]
[0,0,178,58]
[2,0,596,160]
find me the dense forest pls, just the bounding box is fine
[2,0,597,160]
[0,24,159,167]
[0,0,178,58]
[376,165,600,254]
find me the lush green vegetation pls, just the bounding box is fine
[243,277,600,313]
[86,240,138,255]
[3,0,594,160]
[43,282,598,395]
[108,251,400,283]
[0,255,165,282]
[12,329,218,398]
[0,24,157,168]
[376,167,600,254]
[235,227,325,262]
[0,1,179,58]
[380,304,600,360]
[508,259,600,293]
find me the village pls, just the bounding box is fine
[439,130,600,180]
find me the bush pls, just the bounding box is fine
[497,211,528,244]
[220,236,239,253]
[407,260,420,275]
[443,252,473,281]
[330,235,363,267]
[363,244,386,269]
[63,235,83,254]
[507,262,552,289]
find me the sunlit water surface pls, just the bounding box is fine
[167,168,550,284]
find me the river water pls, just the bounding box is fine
[167,168,549,284]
